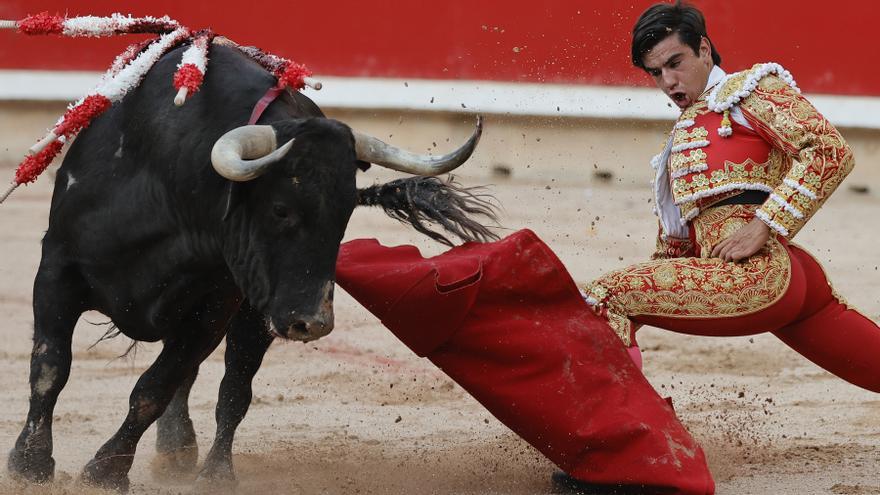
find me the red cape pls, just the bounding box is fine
[336,229,714,494]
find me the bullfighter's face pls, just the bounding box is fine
[641,33,713,110]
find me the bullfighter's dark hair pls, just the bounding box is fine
[631,0,721,70]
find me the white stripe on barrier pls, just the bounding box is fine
[1,70,879,129]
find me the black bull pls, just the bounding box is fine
[7,42,496,490]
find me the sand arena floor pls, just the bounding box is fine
[0,162,878,494]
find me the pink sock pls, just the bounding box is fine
[626,345,643,370]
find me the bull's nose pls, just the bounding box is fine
[270,316,334,342]
[271,281,336,341]
[289,321,309,337]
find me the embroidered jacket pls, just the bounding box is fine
[652,63,854,246]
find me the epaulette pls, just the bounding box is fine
[707,62,799,113]
[706,63,799,137]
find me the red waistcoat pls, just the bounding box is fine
[668,100,788,222]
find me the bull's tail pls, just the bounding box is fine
[357,175,500,247]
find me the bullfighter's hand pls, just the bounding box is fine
[710,218,771,262]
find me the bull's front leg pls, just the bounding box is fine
[81,300,234,492]
[150,370,199,478]
[197,300,273,486]
[8,264,85,483]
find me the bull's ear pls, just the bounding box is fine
[222,181,242,221]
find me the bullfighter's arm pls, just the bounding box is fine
[740,75,855,239]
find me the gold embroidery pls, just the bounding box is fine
[680,101,708,121]
[606,312,634,345]
[654,263,680,289]
[712,70,751,107]
[756,73,788,92]
[671,148,707,168]
[588,285,608,301]
[584,205,791,346]
[759,200,800,233]
[671,152,785,204]
[652,233,694,260]
[670,149,708,176]
[673,126,709,146]
[691,205,757,256]
[741,74,855,238]
[669,88,787,217]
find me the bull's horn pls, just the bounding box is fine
[211,125,294,181]
[353,116,482,175]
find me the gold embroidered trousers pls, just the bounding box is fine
[584,205,880,393]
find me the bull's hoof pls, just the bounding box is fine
[81,456,132,493]
[7,448,55,483]
[194,456,237,494]
[197,460,236,482]
[149,445,199,480]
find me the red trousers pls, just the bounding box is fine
[337,230,716,495]
[635,244,880,392]
[584,205,880,393]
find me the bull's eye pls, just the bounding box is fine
[272,203,289,219]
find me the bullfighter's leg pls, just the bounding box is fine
[8,261,86,483]
[198,300,274,484]
[583,232,804,346]
[81,302,231,492]
[151,369,200,477]
[585,205,880,396]
[771,245,880,393]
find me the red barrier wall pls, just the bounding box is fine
[0,1,875,96]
